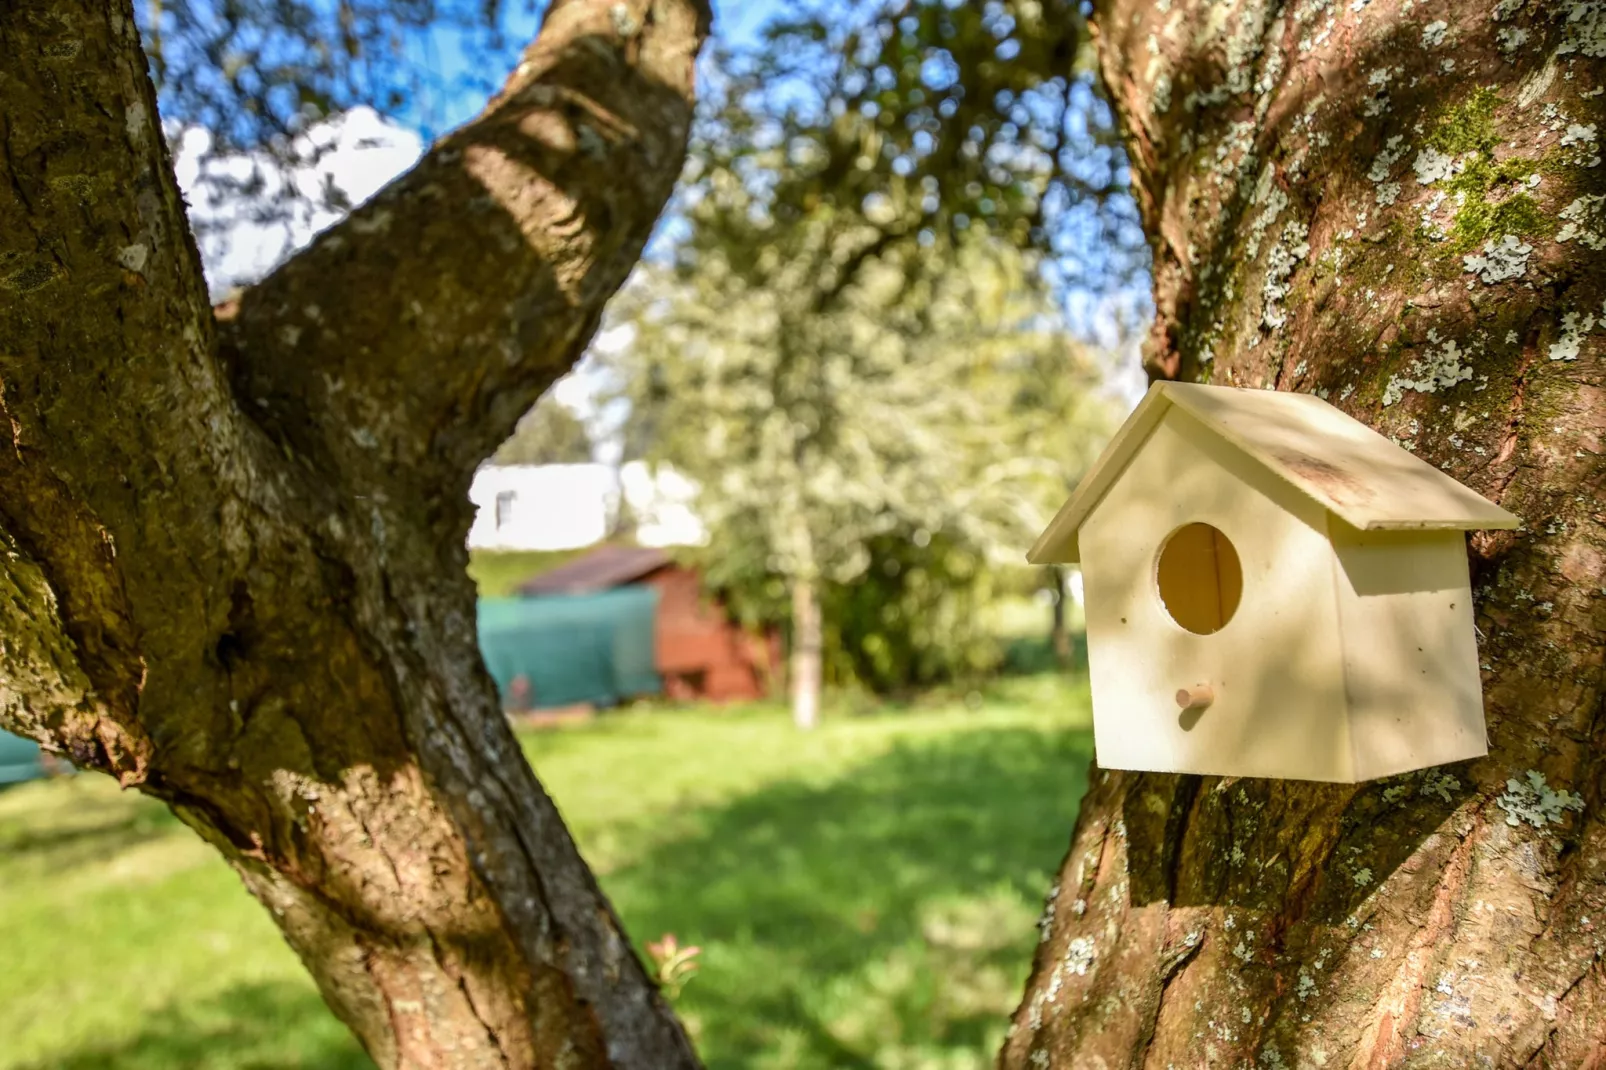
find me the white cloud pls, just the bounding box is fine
[172,106,423,298]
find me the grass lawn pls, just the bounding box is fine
[0,674,1093,1069]
[466,547,601,596]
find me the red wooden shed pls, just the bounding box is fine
[517,546,777,703]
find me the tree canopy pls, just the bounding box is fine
[492,395,594,466]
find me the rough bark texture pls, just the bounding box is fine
[0,1,709,1066]
[1004,2,1604,1067]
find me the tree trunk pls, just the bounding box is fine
[790,577,823,730]
[1005,3,1604,1067]
[0,1,709,1067]
[1050,566,1072,668]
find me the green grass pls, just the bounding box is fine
[0,674,1092,1069]
[466,547,599,596]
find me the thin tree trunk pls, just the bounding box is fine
[1049,566,1072,667]
[1005,2,1605,1067]
[790,576,823,730]
[0,1,710,1066]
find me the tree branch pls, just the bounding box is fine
[219,0,712,500]
[1,1,714,1063]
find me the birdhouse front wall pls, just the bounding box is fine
[1328,524,1488,780]
[1079,407,1358,782]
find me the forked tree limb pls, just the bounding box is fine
[0,0,711,1065]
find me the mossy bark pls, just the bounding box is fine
[1004,1,1605,1066]
[0,0,709,1066]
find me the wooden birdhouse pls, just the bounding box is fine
[1029,382,1519,783]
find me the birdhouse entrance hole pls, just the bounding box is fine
[1156,523,1242,635]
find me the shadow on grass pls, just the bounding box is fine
[0,783,183,877]
[15,982,371,1070]
[604,722,1094,1068]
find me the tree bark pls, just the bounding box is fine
[0,1,709,1067]
[1005,2,1604,1067]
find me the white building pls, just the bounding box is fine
[467,462,705,552]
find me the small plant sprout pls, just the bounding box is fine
[645,933,703,999]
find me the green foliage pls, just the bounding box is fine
[596,6,1128,691]
[823,531,1007,691]
[603,226,1114,690]
[708,0,1142,287]
[0,678,1093,1070]
[491,395,593,466]
[138,0,517,155]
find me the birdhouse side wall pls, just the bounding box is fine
[1080,409,1355,781]
[1328,524,1488,781]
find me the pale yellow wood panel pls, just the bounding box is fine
[1081,408,1354,782]
[1028,383,1519,567]
[1161,383,1519,532]
[1329,524,1488,780]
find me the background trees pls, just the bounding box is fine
[603,236,1112,716]
[492,396,594,466]
[594,1,1138,723]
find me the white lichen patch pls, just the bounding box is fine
[1421,20,1449,47]
[1223,0,1272,95]
[1561,123,1598,147]
[1255,17,1288,94]
[1262,221,1311,329]
[116,244,149,273]
[1369,135,1408,182]
[1413,147,1457,185]
[1559,0,1606,59]
[1497,25,1530,52]
[1065,936,1096,975]
[1362,69,1395,116]
[1297,969,1318,1000]
[1246,168,1289,259]
[1549,307,1598,361]
[1153,73,1174,114]
[1352,867,1374,886]
[1498,770,1585,828]
[609,3,641,37]
[1382,332,1474,405]
[1560,122,1604,167]
[1422,770,1460,802]
[125,101,148,143]
[1037,893,1057,943]
[1463,234,1533,284]
[1557,194,1606,248]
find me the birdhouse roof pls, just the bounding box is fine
[1029,382,1520,564]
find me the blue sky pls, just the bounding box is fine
[169,0,1147,404]
[403,0,787,138]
